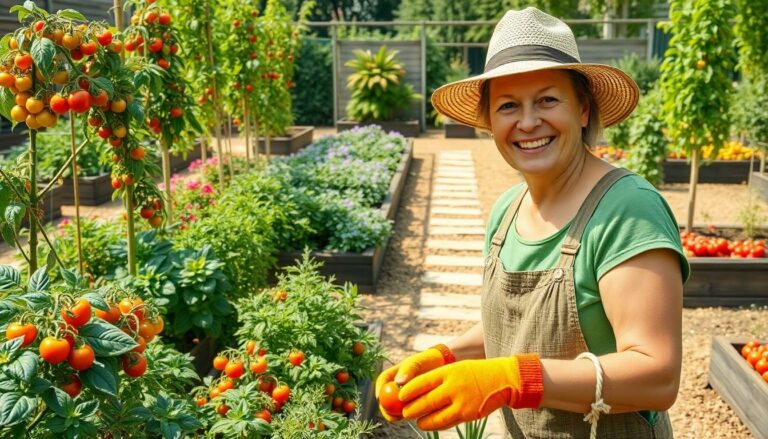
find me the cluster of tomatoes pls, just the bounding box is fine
[0,20,121,131]
[740,340,768,383]
[680,231,766,258]
[126,4,176,70]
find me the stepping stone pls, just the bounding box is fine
[425,254,484,266]
[412,334,455,351]
[419,306,481,321]
[440,160,474,166]
[435,178,479,185]
[438,166,475,173]
[432,191,478,199]
[437,171,477,178]
[423,271,483,286]
[427,240,485,251]
[421,291,482,307]
[431,207,483,216]
[432,199,480,207]
[433,185,478,193]
[429,226,486,235]
[429,218,484,227]
[440,151,472,156]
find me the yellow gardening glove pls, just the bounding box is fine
[398,354,544,431]
[376,344,455,422]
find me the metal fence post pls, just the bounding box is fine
[420,21,427,132]
[331,23,338,127]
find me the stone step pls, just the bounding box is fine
[429,226,486,235]
[425,254,484,267]
[419,306,481,321]
[432,191,479,199]
[438,166,476,173]
[437,171,477,178]
[440,151,472,157]
[431,207,483,216]
[429,218,484,227]
[422,271,483,286]
[435,178,479,186]
[432,199,480,207]
[427,240,485,251]
[421,291,482,307]
[433,185,478,193]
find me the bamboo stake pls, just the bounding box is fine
[243,99,251,168]
[205,3,225,189]
[161,140,173,223]
[201,135,208,162]
[27,128,38,275]
[227,114,234,179]
[69,116,83,274]
[685,148,700,232]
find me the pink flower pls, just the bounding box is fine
[201,183,214,194]
[188,214,198,222]
[185,203,194,210]
[186,180,200,190]
[59,218,70,227]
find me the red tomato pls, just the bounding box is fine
[342,400,357,413]
[352,341,365,356]
[95,305,121,324]
[119,298,144,320]
[61,299,92,328]
[246,340,257,355]
[217,379,235,393]
[39,337,71,364]
[213,355,228,371]
[132,336,147,353]
[751,246,765,258]
[96,31,112,46]
[336,371,350,384]
[49,94,69,114]
[122,352,147,377]
[80,41,97,55]
[748,349,762,368]
[379,381,405,416]
[195,397,207,407]
[250,357,268,374]
[67,91,92,113]
[254,409,271,423]
[225,360,245,379]
[756,358,768,375]
[217,404,229,416]
[288,351,304,366]
[61,375,82,398]
[325,383,335,395]
[6,322,37,347]
[272,385,290,404]
[68,344,95,371]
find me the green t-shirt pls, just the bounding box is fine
[483,173,690,356]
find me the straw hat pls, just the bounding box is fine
[431,7,640,130]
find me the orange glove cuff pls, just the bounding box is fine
[430,344,455,364]
[513,353,544,409]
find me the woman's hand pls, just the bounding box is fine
[375,344,454,422]
[398,354,543,431]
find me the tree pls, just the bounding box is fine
[659,0,737,231]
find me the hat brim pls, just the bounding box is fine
[431,61,640,131]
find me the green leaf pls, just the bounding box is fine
[56,9,87,21]
[30,38,56,79]
[4,203,24,232]
[0,266,21,290]
[78,320,137,356]
[0,337,23,355]
[79,360,117,396]
[0,301,19,324]
[127,101,144,122]
[42,387,73,417]
[59,268,79,287]
[81,292,109,312]
[18,292,50,311]
[0,393,37,426]
[29,377,51,394]
[27,267,49,293]
[90,77,114,98]
[160,422,181,439]
[76,400,98,418]
[5,351,38,383]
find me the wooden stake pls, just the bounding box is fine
[243,99,251,168]
[69,116,83,274]
[205,4,225,189]
[685,148,700,232]
[161,140,173,223]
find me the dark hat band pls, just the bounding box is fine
[484,45,580,73]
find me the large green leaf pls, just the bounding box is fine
[78,320,137,356]
[27,267,49,294]
[0,266,21,291]
[4,203,24,232]
[42,387,73,417]
[79,360,117,396]
[0,87,14,123]
[0,393,37,426]
[90,77,114,98]
[30,38,56,79]
[56,9,86,21]
[5,351,38,383]
[81,292,109,311]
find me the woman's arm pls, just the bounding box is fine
[540,248,683,413]
[447,321,486,361]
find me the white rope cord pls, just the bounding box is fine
[576,352,611,439]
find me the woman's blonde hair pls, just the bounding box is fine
[476,70,602,147]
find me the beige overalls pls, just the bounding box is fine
[481,168,673,438]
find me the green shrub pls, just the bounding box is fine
[613,53,661,95]
[292,37,334,126]
[626,86,666,187]
[731,78,768,145]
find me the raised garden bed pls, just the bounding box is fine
[753,172,768,203]
[188,336,217,377]
[444,119,476,139]
[36,183,65,224]
[169,141,203,173]
[337,119,420,138]
[53,173,113,206]
[663,159,757,184]
[708,336,768,439]
[273,139,413,293]
[257,126,314,155]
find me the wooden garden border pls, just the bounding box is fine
[273,138,413,293]
[708,336,768,439]
[257,126,314,155]
[56,173,113,206]
[685,258,768,307]
[444,119,476,139]
[664,159,757,184]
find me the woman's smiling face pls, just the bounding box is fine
[488,69,589,177]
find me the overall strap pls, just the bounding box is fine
[557,168,631,268]
[489,186,528,259]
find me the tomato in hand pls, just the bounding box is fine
[225,360,245,379]
[122,352,147,377]
[61,299,92,328]
[288,351,304,366]
[68,344,95,371]
[6,322,37,347]
[379,381,405,416]
[40,337,71,363]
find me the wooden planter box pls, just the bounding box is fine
[169,141,203,173]
[356,321,384,422]
[273,139,413,293]
[685,258,768,307]
[257,126,314,155]
[663,160,757,184]
[188,336,217,378]
[53,173,113,206]
[708,336,768,439]
[337,119,420,138]
[444,119,476,139]
[20,184,65,228]
[753,172,768,203]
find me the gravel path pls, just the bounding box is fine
[359,131,768,438]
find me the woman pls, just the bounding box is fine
[376,7,688,438]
